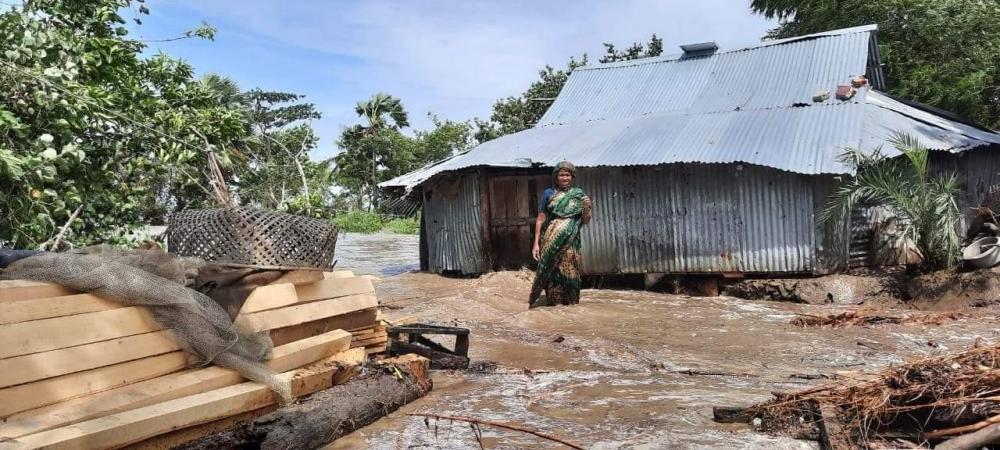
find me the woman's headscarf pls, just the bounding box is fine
[552,160,576,179]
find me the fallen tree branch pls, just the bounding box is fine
[925,413,1000,438]
[39,204,83,251]
[936,424,1000,450]
[409,412,585,450]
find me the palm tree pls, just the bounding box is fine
[200,73,244,107]
[354,92,410,133]
[820,132,963,269]
[346,93,410,210]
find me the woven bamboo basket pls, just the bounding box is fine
[166,208,338,269]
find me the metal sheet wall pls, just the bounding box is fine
[421,173,482,274]
[574,164,822,274]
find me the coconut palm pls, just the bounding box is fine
[354,92,410,133]
[820,132,963,269]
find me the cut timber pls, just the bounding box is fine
[239,283,296,314]
[365,345,388,355]
[0,294,125,325]
[0,331,352,439]
[267,271,324,286]
[168,355,431,450]
[294,277,373,303]
[9,349,368,449]
[270,308,378,347]
[128,349,367,450]
[0,352,188,418]
[351,335,387,347]
[0,330,181,389]
[323,271,355,279]
[240,277,374,314]
[240,294,377,333]
[0,307,160,359]
[0,280,76,303]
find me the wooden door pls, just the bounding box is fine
[488,174,551,269]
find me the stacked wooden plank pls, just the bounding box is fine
[0,268,387,449]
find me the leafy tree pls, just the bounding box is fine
[473,56,587,143]
[334,93,416,210]
[473,33,664,143]
[599,33,664,63]
[413,114,474,165]
[820,133,962,269]
[235,88,328,216]
[749,0,1000,129]
[0,0,248,248]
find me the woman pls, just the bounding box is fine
[529,161,592,308]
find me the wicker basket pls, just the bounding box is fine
[167,208,338,269]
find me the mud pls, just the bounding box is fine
[326,267,998,449]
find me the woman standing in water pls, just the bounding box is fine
[529,161,592,308]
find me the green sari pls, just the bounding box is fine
[529,187,586,308]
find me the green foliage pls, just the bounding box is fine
[473,56,587,143]
[474,33,663,143]
[385,215,420,235]
[750,0,1000,129]
[334,94,473,211]
[820,132,962,269]
[333,211,385,234]
[599,34,664,63]
[0,0,247,248]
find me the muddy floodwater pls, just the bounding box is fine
[329,233,999,449]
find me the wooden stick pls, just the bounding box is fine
[40,204,83,252]
[926,414,1000,438]
[408,413,585,450]
[936,424,1000,450]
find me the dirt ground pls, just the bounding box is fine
[327,269,999,450]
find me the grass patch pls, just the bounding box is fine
[333,211,421,234]
[385,216,420,235]
[333,211,385,234]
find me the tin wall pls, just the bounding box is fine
[421,172,482,274]
[572,164,829,274]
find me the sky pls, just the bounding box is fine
[133,1,775,160]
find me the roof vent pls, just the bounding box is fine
[680,41,718,59]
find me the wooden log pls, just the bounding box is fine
[818,403,852,450]
[239,294,377,333]
[712,406,753,424]
[390,340,467,369]
[0,331,181,389]
[0,352,188,418]
[270,308,378,347]
[0,280,76,303]
[0,307,160,359]
[0,331,353,439]
[0,294,125,325]
[8,349,370,450]
[170,355,431,450]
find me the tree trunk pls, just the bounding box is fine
[175,361,431,449]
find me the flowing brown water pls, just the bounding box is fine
[328,234,998,449]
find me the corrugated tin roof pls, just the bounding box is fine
[383,25,1000,189]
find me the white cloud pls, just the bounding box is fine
[156,0,774,158]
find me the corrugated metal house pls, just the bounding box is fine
[382,25,1000,276]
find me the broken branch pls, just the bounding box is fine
[408,412,585,450]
